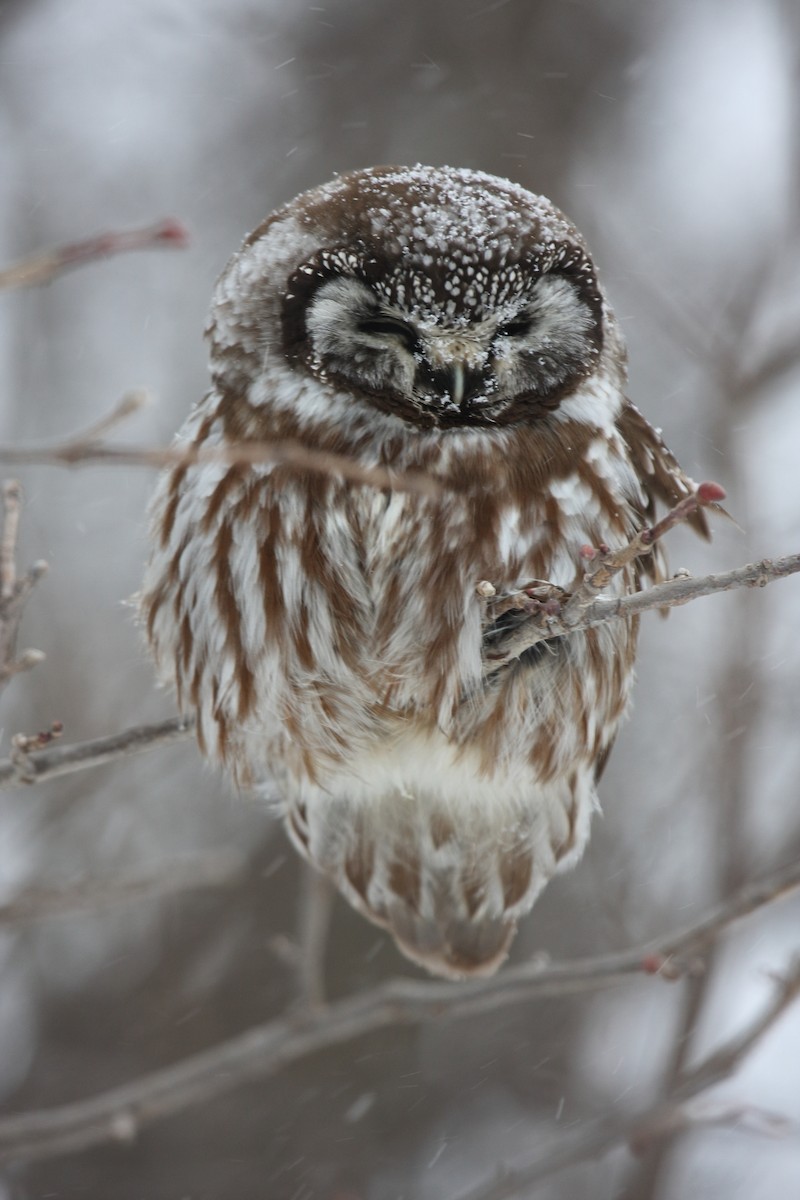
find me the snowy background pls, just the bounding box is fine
[0,0,799,1197]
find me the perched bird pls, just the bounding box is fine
[141,165,705,978]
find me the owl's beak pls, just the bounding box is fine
[423,336,490,411]
[450,362,466,406]
[421,361,488,412]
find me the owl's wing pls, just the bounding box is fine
[617,401,711,538]
[617,401,712,585]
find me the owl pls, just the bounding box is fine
[141,166,706,979]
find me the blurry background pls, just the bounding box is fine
[0,0,799,1197]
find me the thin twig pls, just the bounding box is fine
[0,391,440,497]
[0,219,188,291]
[0,435,440,497]
[673,957,800,1099]
[638,1099,796,1144]
[0,858,796,1166]
[568,481,725,606]
[266,868,335,1004]
[66,389,153,445]
[295,868,334,1008]
[0,852,245,927]
[0,716,195,789]
[453,957,800,1200]
[0,480,22,602]
[0,481,47,689]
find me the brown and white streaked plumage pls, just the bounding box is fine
[141,166,705,978]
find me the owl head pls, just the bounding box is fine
[208,165,624,433]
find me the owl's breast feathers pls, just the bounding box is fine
[142,390,649,786]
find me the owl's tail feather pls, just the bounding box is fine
[333,829,523,978]
[386,904,518,980]
[298,793,539,979]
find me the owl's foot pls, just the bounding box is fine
[480,578,566,619]
[481,581,566,662]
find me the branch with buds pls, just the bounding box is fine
[0,219,189,292]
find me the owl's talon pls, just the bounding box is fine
[484,580,564,622]
[522,581,565,605]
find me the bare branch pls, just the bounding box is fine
[0,435,440,497]
[0,851,245,927]
[644,864,800,969]
[0,716,194,789]
[0,219,188,291]
[453,957,800,1200]
[672,956,800,1100]
[265,868,335,1006]
[294,868,334,1009]
[0,398,440,497]
[0,481,48,692]
[0,481,22,602]
[642,1099,797,1143]
[0,857,796,1166]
